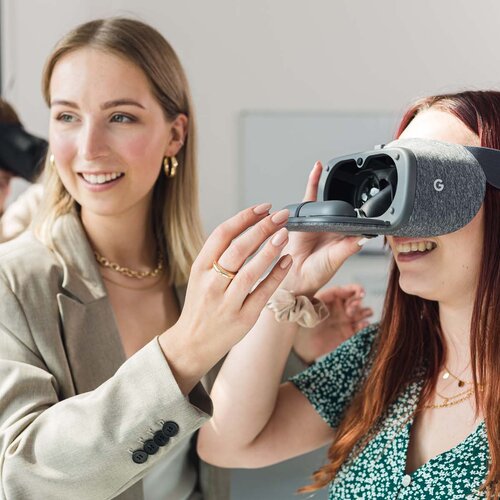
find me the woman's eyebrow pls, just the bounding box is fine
[50,99,146,110]
[50,99,78,108]
[101,99,145,110]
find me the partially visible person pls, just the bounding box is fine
[0,168,11,217]
[0,99,22,218]
[0,183,44,243]
[0,98,46,242]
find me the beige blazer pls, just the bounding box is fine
[0,212,228,500]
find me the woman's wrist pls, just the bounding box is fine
[158,325,207,395]
[278,267,319,298]
[279,276,309,297]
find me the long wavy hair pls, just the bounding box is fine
[300,91,500,497]
[36,17,204,285]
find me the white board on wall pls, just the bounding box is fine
[240,111,400,253]
[240,112,399,206]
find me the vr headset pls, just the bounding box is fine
[286,138,500,237]
[0,123,48,181]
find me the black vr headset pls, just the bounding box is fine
[286,138,500,237]
[0,123,48,181]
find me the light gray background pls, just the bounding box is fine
[2,1,499,498]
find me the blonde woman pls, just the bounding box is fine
[0,18,370,500]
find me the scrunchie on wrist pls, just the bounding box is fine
[266,288,329,328]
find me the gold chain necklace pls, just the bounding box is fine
[435,386,474,401]
[425,382,484,410]
[424,387,476,409]
[94,251,163,279]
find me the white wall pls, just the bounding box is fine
[3,0,500,231]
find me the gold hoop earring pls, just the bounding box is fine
[49,154,56,168]
[163,156,179,178]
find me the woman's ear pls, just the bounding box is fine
[165,113,188,156]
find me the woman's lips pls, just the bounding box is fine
[396,249,434,263]
[78,172,124,192]
[392,238,437,263]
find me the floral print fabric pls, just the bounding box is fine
[290,325,489,499]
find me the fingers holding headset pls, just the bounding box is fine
[186,203,293,328]
[207,206,291,295]
[197,202,273,276]
[227,223,292,313]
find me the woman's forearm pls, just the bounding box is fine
[0,337,210,500]
[198,307,299,457]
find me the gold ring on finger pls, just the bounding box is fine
[212,260,237,280]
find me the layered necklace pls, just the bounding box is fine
[424,364,482,410]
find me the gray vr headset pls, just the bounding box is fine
[285,138,500,237]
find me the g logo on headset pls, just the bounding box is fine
[433,179,444,192]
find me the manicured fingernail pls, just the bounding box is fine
[253,203,272,215]
[271,209,290,225]
[357,237,369,247]
[271,227,288,246]
[279,254,292,269]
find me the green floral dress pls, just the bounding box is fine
[290,325,489,499]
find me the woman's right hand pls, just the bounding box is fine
[279,161,364,296]
[159,203,293,393]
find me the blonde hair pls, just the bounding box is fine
[37,17,204,285]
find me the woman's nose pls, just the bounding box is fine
[79,122,109,161]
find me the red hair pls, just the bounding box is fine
[301,91,500,497]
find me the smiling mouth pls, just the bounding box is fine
[79,172,124,185]
[396,241,437,254]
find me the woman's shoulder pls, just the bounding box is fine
[289,324,380,428]
[321,323,379,363]
[0,230,62,288]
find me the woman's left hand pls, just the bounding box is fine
[279,161,364,297]
[292,284,373,364]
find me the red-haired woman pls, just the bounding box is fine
[198,90,500,499]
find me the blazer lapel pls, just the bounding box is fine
[53,212,125,393]
[57,293,125,393]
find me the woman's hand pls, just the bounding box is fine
[159,203,293,394]
[280,161,364,296]
[292,284,373,364]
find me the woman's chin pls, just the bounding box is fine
[398,277,438,301]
